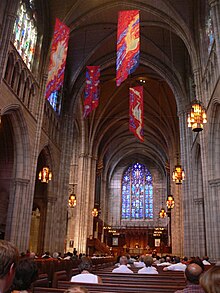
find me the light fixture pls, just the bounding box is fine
[166,195,175,209]
[38,167,52,183]
[187,100,207,132]
[172,164,185,184]
[69,194,76,208]
[159,208,166,218]
[92,208,99,217]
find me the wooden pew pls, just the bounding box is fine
[57,281,185,292]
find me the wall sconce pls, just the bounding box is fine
[159,208,167,218]
[166,195,175,209]
[92,208,99,217]
[39,167,52,183]
[69,194,76,208]
[172,164,185,184]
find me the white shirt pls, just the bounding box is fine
[112,264,133,273]
[70,273,98,283]
[157,262,172,266]
[138,266,158,274]
[202,260,211,265]
[134,261,145,268]
[166,263,186,271]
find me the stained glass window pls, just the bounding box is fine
[13,0,37,69]
[48,88,62,115]
[206,11,214,54]
[121,163,153,220]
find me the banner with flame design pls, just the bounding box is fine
[45,18,70,99]
[129,86,144,142]
[84,66,100,118]
[116,10,140,86]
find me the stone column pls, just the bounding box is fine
[209,0,220,69]
[206,179,220,261]
[44,196,57,252]
[6,178,30,252]
[178,110,194,257]
[0,1,19,81]
[21,74,47,251]
[73,154,97,253]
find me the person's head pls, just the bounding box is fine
[200,265,220,293]
[119,256,128,265]
[185,263,204,285]
[174,256,181,263]
[78,258,93,273]
[11,258,38,291]
[166,256,171,263]
[64,286,88,293]
[203,256,209,261]
[0,240,19,292]
[143,256,154,267]
[190,257,205,271]
[53,252,59,259]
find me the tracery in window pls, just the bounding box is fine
[206,10,214,54]
[121,163,153,220]
[13,0,37,69]
[48,88,63,115]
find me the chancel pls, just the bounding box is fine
[0,0,220,264]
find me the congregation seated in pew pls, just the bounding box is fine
[138,256,158,274]
[112,255,133,273]
[70,257,102,284]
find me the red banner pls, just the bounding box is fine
[84,66,100,118]
[129,86,144,142]
[45,18,70,99]
[116,10,140,86]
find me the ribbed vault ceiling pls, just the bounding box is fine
[47,0,197,178]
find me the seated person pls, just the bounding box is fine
[200,265,220,293]
[163,256,186,271]
[11,258,38,293]
[202,256,211,266]
[112,256,133,273]
[138,256,158,274]
[64,286,88,293]
[133,255,145,268]
[175,263,205,293]
[70,257,102,284]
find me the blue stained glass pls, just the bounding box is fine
[48,89,62,115]
[206,11,214,54]
[121,162,153,220]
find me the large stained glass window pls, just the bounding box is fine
[206,11,214,54]
[121,163,153,220]
[48,88,63,115]
[13,0,37,69]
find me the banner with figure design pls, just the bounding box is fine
[129,86,144,142]
[116,10,140,86]
[84,66,100,118]
[45,18,70,99]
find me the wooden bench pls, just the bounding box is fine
[57,281,185,292]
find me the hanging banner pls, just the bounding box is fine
[116,10,140,86]
[45,18,70,99]
[84,66,100,118]
[129,86,144,142]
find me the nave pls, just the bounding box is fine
[0,0,220,261]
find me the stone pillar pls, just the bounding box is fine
[20,74,47,251]
[0,1,19,81]
[178,110,194,257]
[44,196,57,252]
[209,0,220,69]
[6,178,30,252]
[73,154,97,253]
[206,179,220,261]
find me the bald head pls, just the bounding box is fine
[120,256,128,265]
[185,263,203,284]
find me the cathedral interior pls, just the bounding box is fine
[0,0,220,261]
